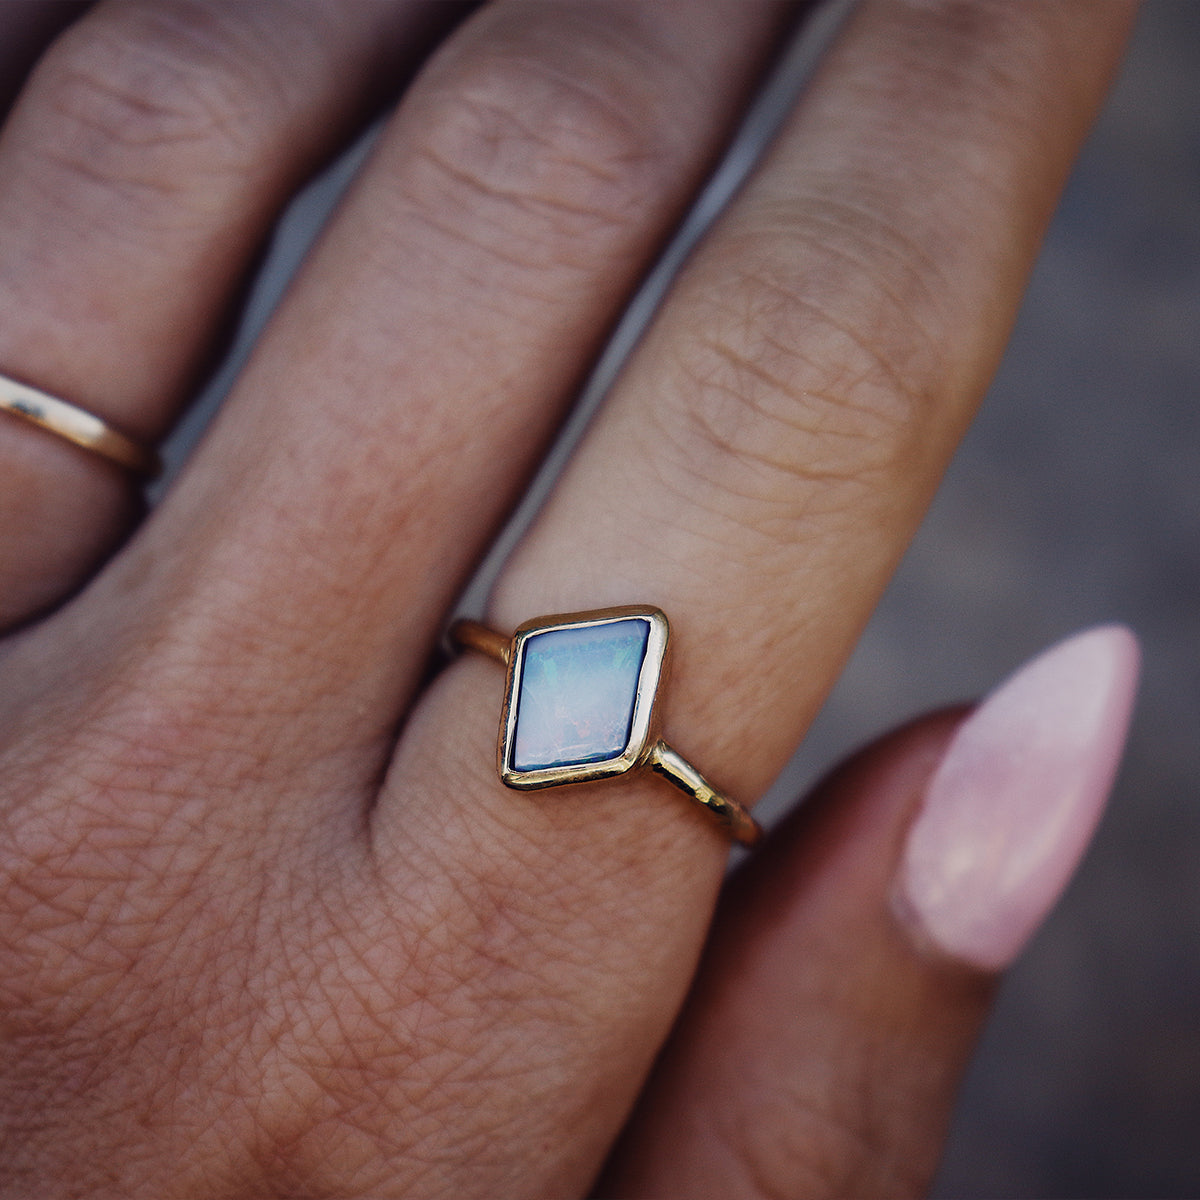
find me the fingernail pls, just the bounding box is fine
[895,625,1141,971]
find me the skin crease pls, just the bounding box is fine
[0,2,1135,1198]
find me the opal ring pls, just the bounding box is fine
[1,372,161,478]
[450,606,763,846]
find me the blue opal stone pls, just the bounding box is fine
[512,619,650,772]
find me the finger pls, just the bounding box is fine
[372,0,1135,1188]
[45,0,793,768]
[603,627,1139,1199]
[0,0,452,626]
[604,709,990,1199]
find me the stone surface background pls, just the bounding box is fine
[166,4,1200,1194]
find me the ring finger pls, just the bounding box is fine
[382,0,1135,1189]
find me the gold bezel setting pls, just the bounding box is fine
[449,605,762,845]
[498,606,670,790]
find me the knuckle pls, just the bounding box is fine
[660,211,942,497]
[31,4,286,203]
[403,43,674,264]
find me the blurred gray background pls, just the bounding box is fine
[168,3,1200,1195]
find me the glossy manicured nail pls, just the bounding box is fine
[895,625,1141,971]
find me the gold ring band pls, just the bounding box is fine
[450,606,763,847]
[1,373,161,478]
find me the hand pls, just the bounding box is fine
[0,2,1137,1196]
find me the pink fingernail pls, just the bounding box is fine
[895,625,1141,971]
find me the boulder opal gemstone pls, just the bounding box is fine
[511,617,651,772]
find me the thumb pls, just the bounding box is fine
[599,625,1140,1199]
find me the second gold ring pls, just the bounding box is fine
[0,372,161,479]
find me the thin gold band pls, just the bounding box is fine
[0,373,161,479]
[645,740,762,847]
[453,618,513,665]
[451,616,763,847]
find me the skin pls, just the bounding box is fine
[0,1,1134,1196]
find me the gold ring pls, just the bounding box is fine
[0,372,161,479]
[450,606,763,847]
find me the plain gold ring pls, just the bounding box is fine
[1,372,161,479]
[450,605,763,847]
